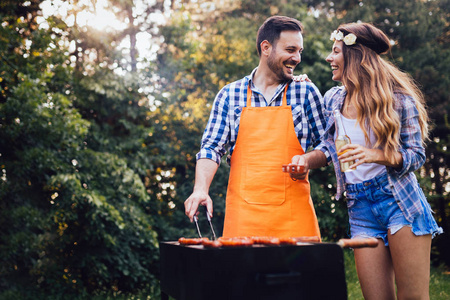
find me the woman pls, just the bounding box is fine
[298,23,442,299]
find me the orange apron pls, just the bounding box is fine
[222,84,321,238]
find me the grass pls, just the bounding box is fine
[343,248,364,299]
[343,249,450,299]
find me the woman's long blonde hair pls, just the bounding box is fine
[338,22,429,165]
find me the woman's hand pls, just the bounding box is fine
[338,144,402,168]
[292,74,311,82]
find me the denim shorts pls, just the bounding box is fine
[345,172,442,246]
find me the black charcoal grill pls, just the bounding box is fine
[159,241,347,300]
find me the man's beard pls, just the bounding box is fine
[267,50,294,82]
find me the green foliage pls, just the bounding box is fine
[342,249,364,300]
[310,166,350,241]
[1,0,449,298]
[0,3,161,298]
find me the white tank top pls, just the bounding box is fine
[340,115,386,184]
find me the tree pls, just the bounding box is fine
[1,1,448,298]
[0,1,161,298]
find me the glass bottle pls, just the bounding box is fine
[334,109,355,172]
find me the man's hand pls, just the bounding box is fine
[288,155,309,180]
[184,158,219,222]
[286,150,327,181]
[184,191,213,223]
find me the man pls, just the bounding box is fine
[184,16,328,238]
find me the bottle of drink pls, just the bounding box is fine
[334,109,355,172]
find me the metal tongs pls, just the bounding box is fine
[193,206,217,240]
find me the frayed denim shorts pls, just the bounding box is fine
[345,172,442,246]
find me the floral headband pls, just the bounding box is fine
[330,30,357,46]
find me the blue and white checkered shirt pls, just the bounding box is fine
[197,68,328,165]
[317,86,428,222]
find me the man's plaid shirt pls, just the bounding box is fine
[196,68,328,165]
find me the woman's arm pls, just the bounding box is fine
[338,94,426,175]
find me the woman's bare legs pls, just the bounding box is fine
[354,229,432,300]
[388,227,431,300]
[354,238,396,300]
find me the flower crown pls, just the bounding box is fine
[330,30,357,46]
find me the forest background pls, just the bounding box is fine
[0,0,449,299]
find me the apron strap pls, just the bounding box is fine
[246,83,289,107]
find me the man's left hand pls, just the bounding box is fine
[288,155,309,180]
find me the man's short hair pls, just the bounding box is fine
[256,16,303,56]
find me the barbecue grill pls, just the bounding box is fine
[159,241,348,300]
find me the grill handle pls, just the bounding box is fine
[256,271,302,286]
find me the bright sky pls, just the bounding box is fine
[40,0,126,30]
[39,0,159,65]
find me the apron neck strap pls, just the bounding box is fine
[247,83,289,107]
